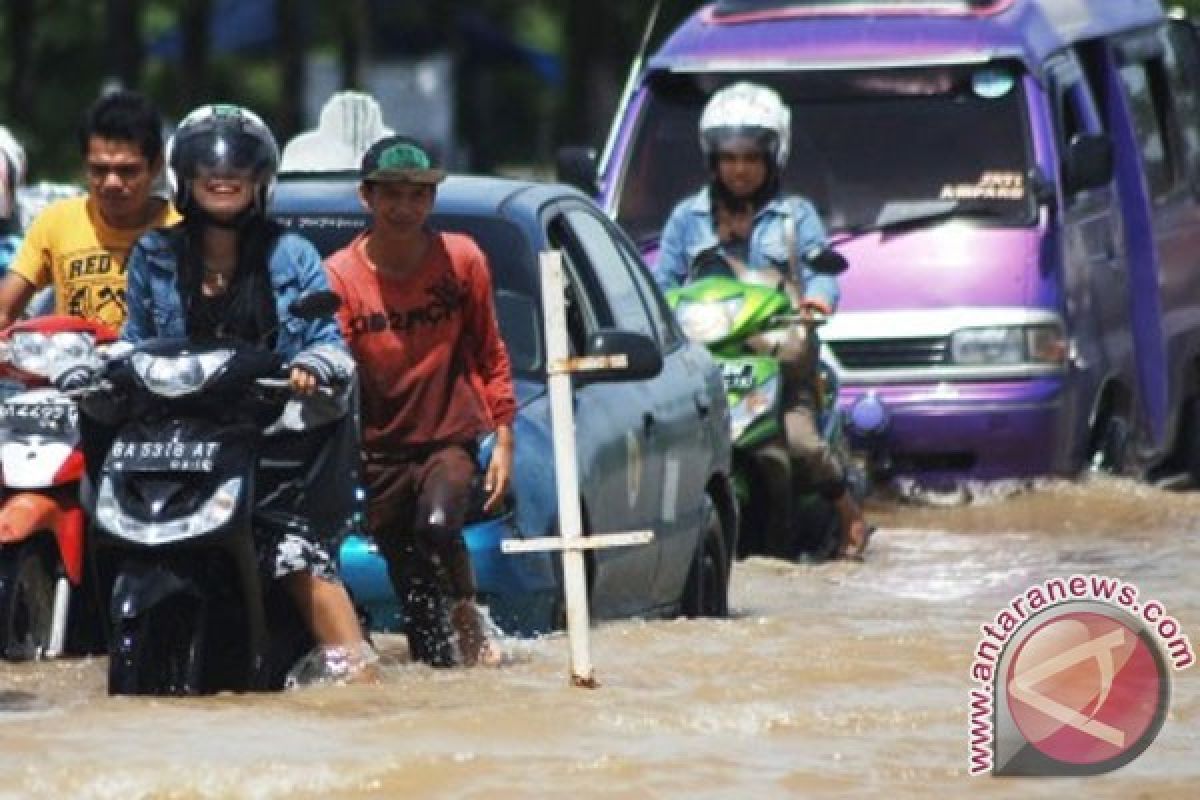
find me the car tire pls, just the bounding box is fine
[682,494,730,618]
[0,537,56,662]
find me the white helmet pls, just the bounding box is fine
[0,126,27,223]
[698,82,791,169]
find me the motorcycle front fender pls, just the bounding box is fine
[0,492,85,584]
[110,566,196,622]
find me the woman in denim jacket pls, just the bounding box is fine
[121,105,375,681]
[656,82,868,559]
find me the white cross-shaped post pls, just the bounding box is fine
[500,250,654,688]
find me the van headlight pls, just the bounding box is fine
[131,350,234,397]
[675,298,744,343]
[950,324,1066,366]
[730,374,780,441]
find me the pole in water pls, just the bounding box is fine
[500,250,653,687]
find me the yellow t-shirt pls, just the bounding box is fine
[9,195,180,329]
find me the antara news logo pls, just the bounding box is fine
[968,574,1194,776]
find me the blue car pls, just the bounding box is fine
[271,174,736,636]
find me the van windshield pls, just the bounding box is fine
[615,63,1036,245]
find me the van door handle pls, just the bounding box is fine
[694,391,711,418]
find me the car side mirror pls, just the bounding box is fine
[556,146,599,195]
[1063,133,1113,195]
[289,290,341,321]
[577,328,662,384]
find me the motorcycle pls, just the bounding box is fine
[0,315,115,660]
[73,292,358,695]
[664,248,862,561]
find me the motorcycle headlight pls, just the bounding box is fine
[950,324,1066,366]
[675,298,744,344]
[131,350,234,397]
[730,374,780,441]
[9,332,97,378]
[96,475,242,545]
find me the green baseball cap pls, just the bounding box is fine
[360,134,446,184]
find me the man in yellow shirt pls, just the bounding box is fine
[0,90,179,331]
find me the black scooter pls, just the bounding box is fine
[74,292,358,695]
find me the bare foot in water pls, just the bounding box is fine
[451,599,504,667]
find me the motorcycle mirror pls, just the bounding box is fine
[290,290,342,321]
[806,247,849,276]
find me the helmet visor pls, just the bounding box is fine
[173,129,275,181]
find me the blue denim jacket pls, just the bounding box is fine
[122,227,353,380]
[655,188,840,311]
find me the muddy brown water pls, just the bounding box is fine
[0,477,1196,799]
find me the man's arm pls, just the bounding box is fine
[0,271,38,329]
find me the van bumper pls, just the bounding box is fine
[837,377,1071,485]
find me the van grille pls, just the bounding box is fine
[828,337,949,369]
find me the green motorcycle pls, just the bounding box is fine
[665,249,858,561]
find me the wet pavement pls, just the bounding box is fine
[0,476,1196,798]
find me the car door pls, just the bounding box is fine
[608,227,719,608]
[545,204,664,618]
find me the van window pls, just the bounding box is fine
[1117,58,1177,199]
[617,63,1037,244]
[1163,22,1200,195]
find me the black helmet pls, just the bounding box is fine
[167,104,279,215]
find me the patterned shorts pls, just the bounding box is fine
[264,530,340,583]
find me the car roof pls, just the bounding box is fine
[273,170,592,220]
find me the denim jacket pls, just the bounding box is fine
[655,188,840,311]
[122,227,355,383]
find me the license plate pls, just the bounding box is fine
[721,363,756,392]
[0,401,79,436]
[110,440,221,472]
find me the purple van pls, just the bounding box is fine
[574,0,1200,489]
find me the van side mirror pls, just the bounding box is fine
[556,146,599,195]
[806,246,849,276]
[1027,167,1058,211]
[577,329,663,384]
[1063,133,1113,194]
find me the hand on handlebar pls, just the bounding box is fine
[289,365,319,396]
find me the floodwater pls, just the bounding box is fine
[0,476,1196,799]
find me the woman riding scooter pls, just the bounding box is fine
[115,105,376,681]
[656,82,869,559]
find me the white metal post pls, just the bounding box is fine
[501,250,652,688]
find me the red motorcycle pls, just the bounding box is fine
[0,315,115,659]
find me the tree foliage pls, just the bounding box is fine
[7,1,1193,181]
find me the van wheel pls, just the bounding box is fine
[1089,415,1131,474]
[1181,398,1200,484]
[682,494,730,618]
[0,538,56,662]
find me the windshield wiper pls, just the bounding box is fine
[832,199,1007,241]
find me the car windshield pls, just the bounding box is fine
[273,209,542,376]
[614,62,1036,244]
